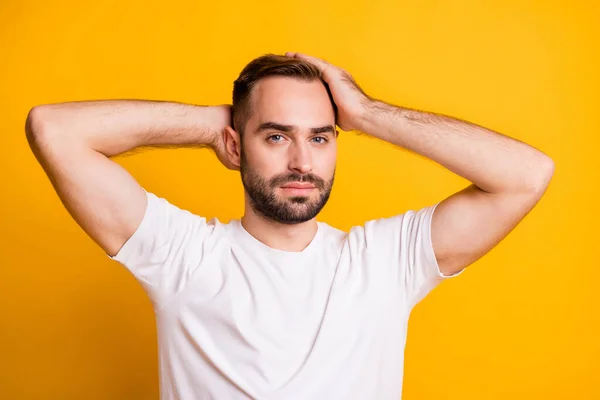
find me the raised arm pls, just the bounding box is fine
[285,52,555,278]
[25,100,232,257]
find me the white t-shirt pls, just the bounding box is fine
[107,190,464,399]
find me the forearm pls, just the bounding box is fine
[26,100,231,157]
[357,100,554,194]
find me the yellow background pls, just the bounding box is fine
[1,0,598,398]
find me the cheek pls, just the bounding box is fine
[245,150,287,181]
[316,148,337,174]
[249,144,288,168]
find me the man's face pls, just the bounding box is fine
[239,76,337,224]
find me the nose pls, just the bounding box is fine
[288,141,313,174]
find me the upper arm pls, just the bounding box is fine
[360,201,465,311]
[26,109,147,258]
[431,183,549,276]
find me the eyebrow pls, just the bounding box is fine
[255,122,336,135]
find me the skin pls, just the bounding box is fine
[215,51,554,275]
[222,76,339,252]
[280,52,554,276]
[26,51,554,277]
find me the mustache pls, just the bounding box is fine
[271,173,325,189]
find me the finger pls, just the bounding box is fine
[286,52,337,82]
[288,52,331,71]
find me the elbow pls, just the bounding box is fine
[25,105,65,150]
[25,105,53,140]
[530,156,555,195]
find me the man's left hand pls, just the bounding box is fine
[284,52,372,132]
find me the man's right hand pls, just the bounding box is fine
[209,104,239,171]
[25,100,238,258]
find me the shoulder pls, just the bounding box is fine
[341,203,437,252]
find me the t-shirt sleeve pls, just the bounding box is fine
[363,202,465,311]
[106,189,215,306]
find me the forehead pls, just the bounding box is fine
[247,76,335,130]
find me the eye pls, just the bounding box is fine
[311,136,328,144]
[267,134,285,143]
[267,135,329,144]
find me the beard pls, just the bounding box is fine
[240,149,334,225]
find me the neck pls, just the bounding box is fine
[240,207,318,252]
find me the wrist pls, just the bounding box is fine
[197,104,232,147]
[357,99,406,134]
[354,98,380,133]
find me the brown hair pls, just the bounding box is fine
[232,53,337,137]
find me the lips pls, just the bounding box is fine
[281,182,315,189]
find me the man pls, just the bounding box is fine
[26,52,554,399]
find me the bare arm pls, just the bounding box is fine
[284,52,555,277]
[25,100,232,257]
[357,100,555,275]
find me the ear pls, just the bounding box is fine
[223,125,242,171]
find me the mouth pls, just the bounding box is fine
[281,182,316,189]
[280,182,316,194]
